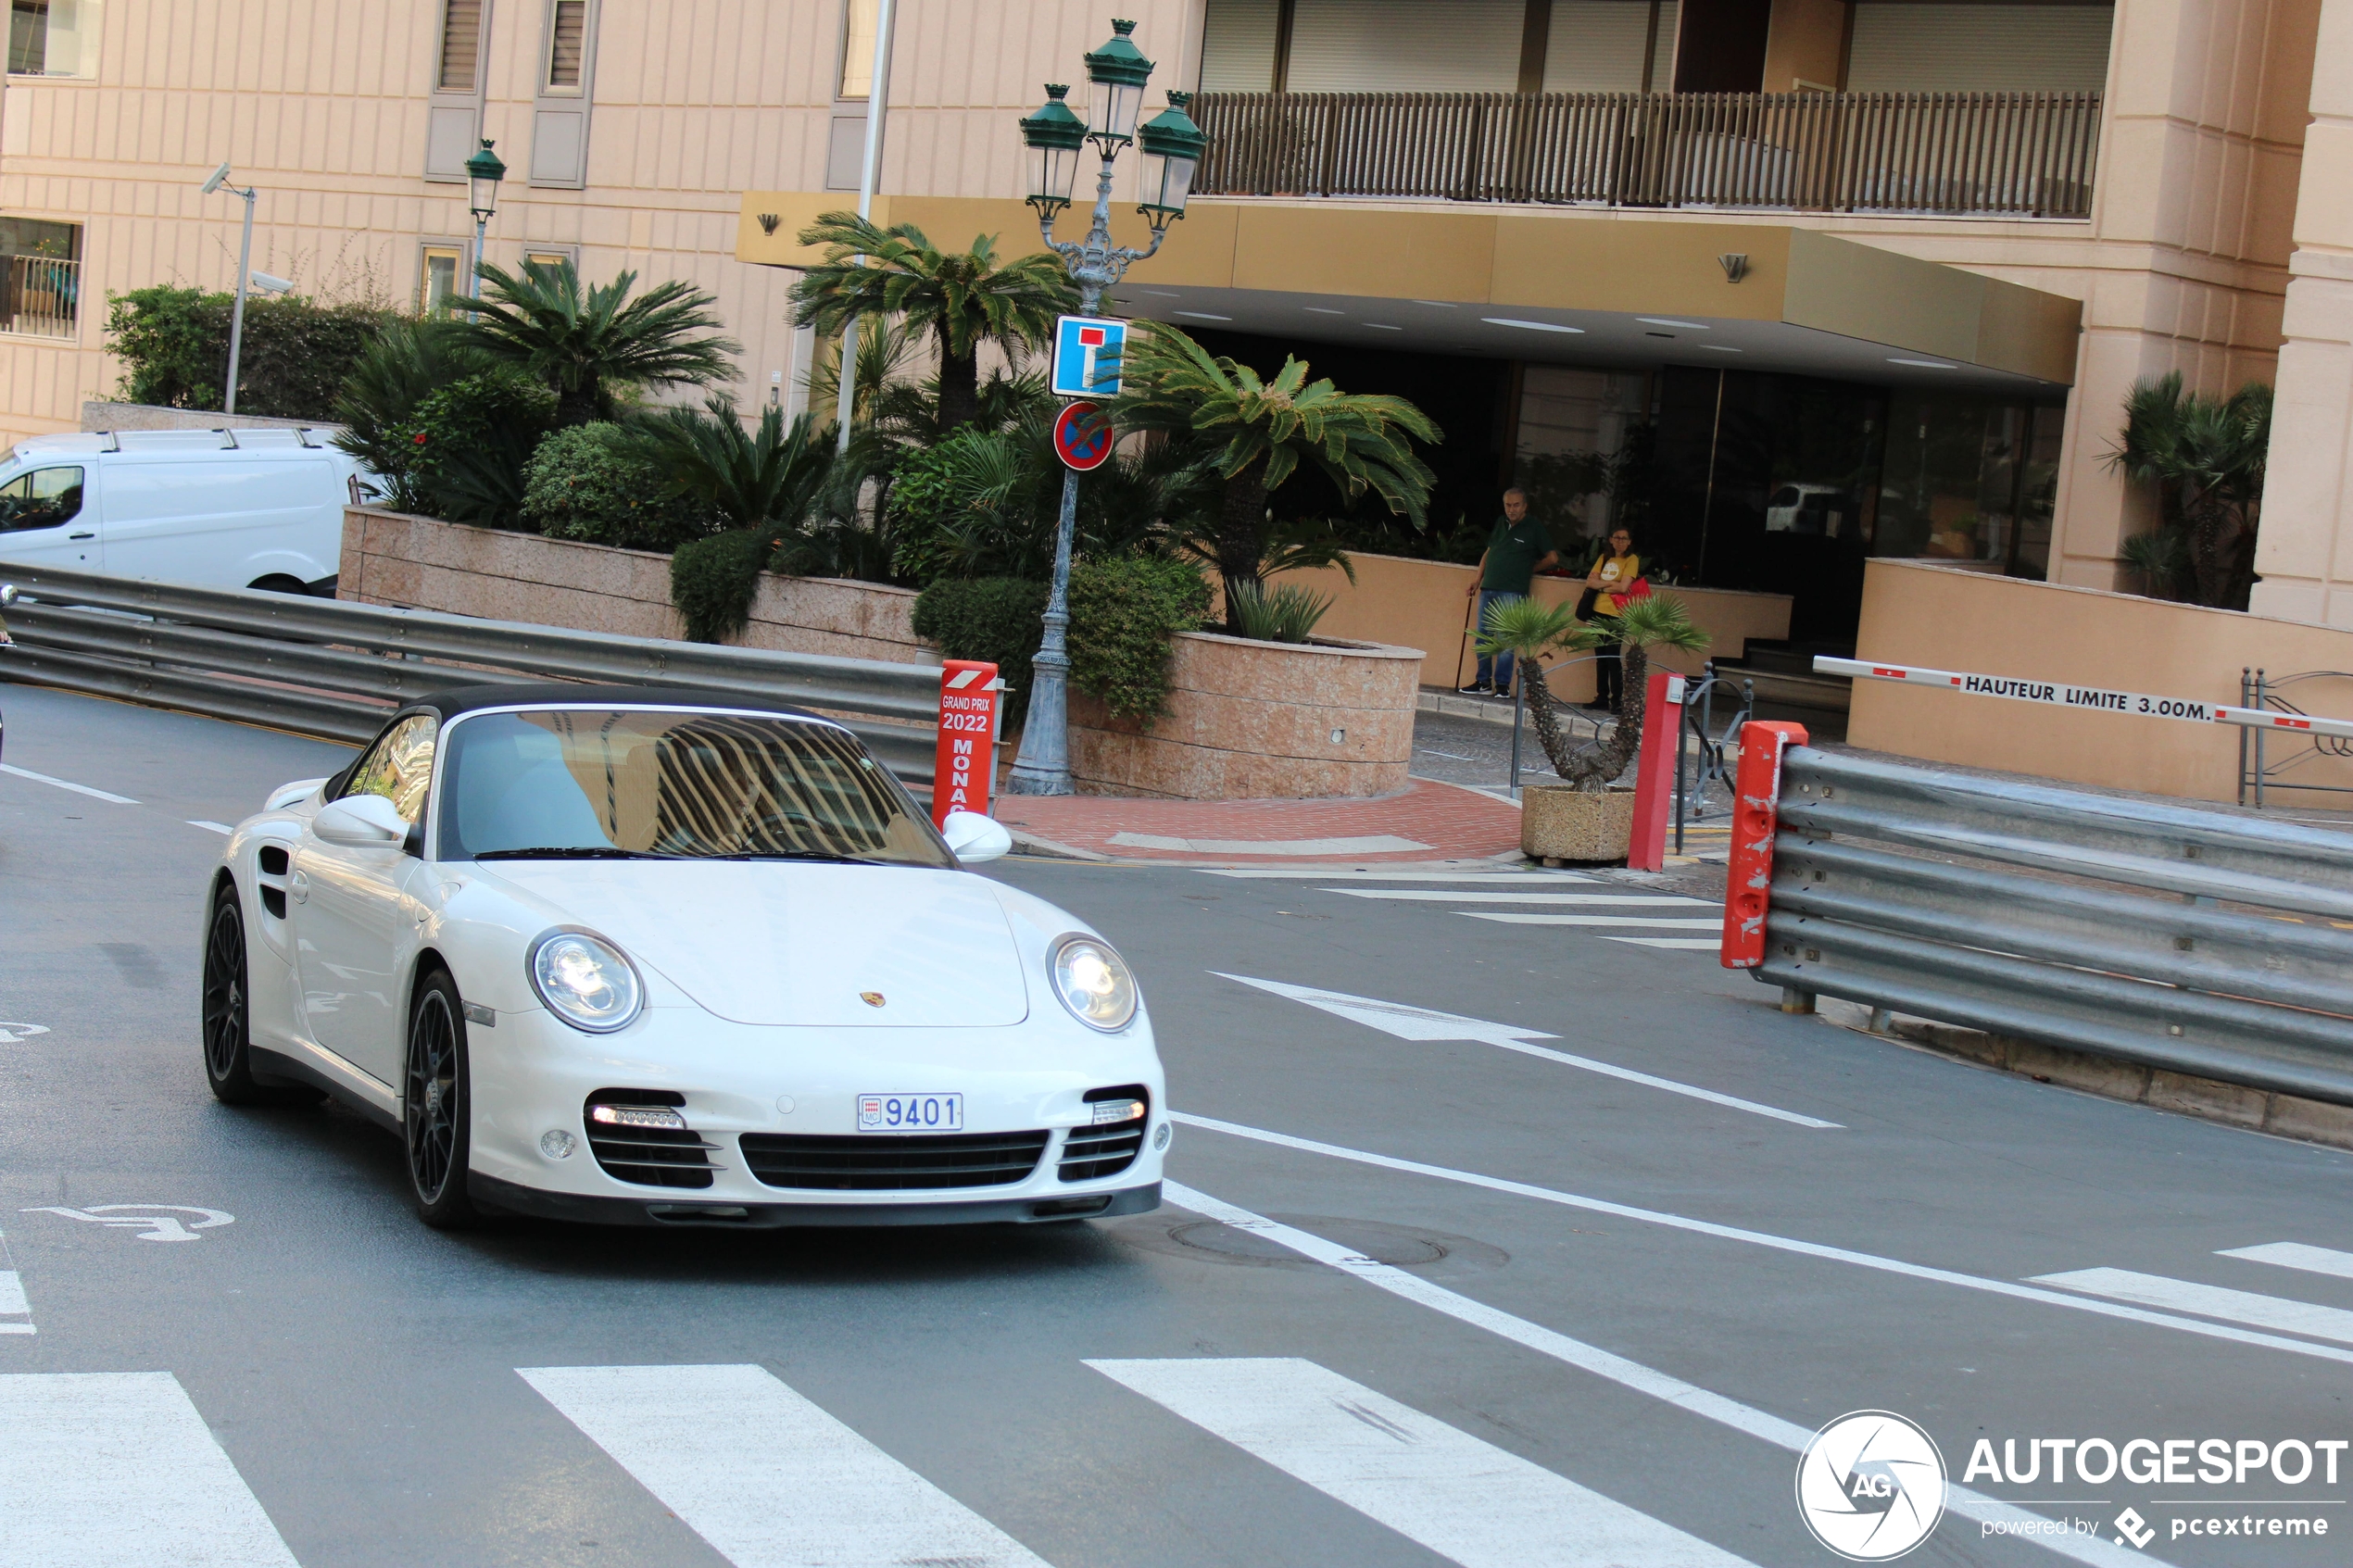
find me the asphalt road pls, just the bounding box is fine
[4,683,2352,1568]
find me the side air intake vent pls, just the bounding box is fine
[584,1088,720,1189]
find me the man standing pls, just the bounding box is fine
[1461,486,1556,696]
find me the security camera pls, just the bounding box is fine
[201,160,232,194]
[248,270,295,295]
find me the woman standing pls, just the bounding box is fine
[1582,527,1641,711]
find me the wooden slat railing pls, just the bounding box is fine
[1192,91,2102,219]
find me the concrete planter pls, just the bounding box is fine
[1521,783,1636,863]
[1070,631,1425,800]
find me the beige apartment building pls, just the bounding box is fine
[5,0,2353,642]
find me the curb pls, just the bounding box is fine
[1816,997,2353,1154]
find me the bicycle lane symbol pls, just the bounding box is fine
[0,1022,51,1045]
[21,1205,236,1243]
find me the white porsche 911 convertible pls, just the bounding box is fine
[200,684,1165,1230]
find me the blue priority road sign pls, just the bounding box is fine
[1052,401,1115,471]
[1051,315,1126,398]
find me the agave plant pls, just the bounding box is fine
[1476,595,1709,791]
[1225,580,1334,644]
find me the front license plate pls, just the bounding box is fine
[858,1092,963,1132]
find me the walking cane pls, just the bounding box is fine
[1453,582,1477,691]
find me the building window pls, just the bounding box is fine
[838,0,877,98]
[0,217,82,338]
[544,0,585,91]
[521,245,578,277]
[8,0,102,79]
[437,0,484,93]
[419,245,466,317]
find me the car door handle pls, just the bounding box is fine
[288,870,309,904]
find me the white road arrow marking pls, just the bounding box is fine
[21,1205,234,1243]
[1214,973,1840,1128]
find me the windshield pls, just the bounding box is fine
[437,709,954,869]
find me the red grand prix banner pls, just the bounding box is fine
[932,660,1003,828]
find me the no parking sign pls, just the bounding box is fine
[1052,402,1114,471]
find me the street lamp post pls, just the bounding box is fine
[199,161,258,416]
[465,139,507,310]
[1003,23,1205,797]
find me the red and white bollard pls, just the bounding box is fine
[932,660,1004,828]
[1718,720,1809,972]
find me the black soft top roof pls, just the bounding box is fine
[401,683,828,723]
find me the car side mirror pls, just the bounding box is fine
[265,776,329,812]
[940,809,1013,864]
[314,793,410,850]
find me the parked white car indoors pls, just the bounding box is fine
[199,684,1167,1230]
[0,427,373,593]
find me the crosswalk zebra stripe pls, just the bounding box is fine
[518,1363,1051,1568]
[2219,1242,2353,1280]
[2030,1268,2353,1344]
[0,1372,299,1567]
[1089,1356,1756,1568]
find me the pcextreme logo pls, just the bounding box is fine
[1795,1411,1949,1561]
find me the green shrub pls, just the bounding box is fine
[106,285,388,418]
[912,577,1050,726]
[887,426,1054,584]
[671,529,775,644]
[523,421,710,550]
[1225,579,1334,644]
[391,370,559,528]
[1069,556,1212,723]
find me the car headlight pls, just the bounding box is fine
[529,930,644,1034]
[1051,935,1138,1032]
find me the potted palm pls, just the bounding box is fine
[1477,595,1709,862]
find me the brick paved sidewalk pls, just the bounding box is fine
[992,778,1525,864]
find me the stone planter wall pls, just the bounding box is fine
[1069,631,1424,800]
[338,508,929,664]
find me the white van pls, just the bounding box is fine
[0,428,375,594]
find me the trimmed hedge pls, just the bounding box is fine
[1068,557,1212,722]
[105,285,388,419]
[523,421,711,551]
[912,577,1051,727]
[671,529,776,645]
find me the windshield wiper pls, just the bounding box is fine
[473,847,675,860]
[703,848,893,866]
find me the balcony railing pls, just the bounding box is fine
[2,255,82,339]
[1192,91,2102,219]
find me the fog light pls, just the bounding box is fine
[1091,1097,1146,1125]
[1152,1123,1171,1150]
[540,1129,577,1160]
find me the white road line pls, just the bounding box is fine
[2031,1268,2353,1345]
[187,821,233,834]
[1159,1184,2166,1568]
[1604,938,1724,950]
[1325,889,1717,906]
[2220,1241,2353,1280]
[0,1228,31,1335]
[0,1371,299,1566]
[1465,913,1723,928]
[0,764,138,805]
[1168,1111,2353,1368]
[1114,832,1431,855]
[1202,868,1595,882]
[1089,1356,1756,1568]
[1214,973,1839,1128]
[519,1363,1051,1568]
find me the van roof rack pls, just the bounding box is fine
[213,428,241,449]
[97,431,120,453]
[295,427,321,448]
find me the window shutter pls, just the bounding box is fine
[547,0,585,87]
[426,0,492,182]
[438,0,483,91]
[529,0,598,186]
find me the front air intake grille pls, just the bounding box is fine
[738,1130,1050,1190]
[1060,1085,1150,1182]
[585,1088,720,1189]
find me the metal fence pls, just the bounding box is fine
[1194,90,2102,219]
[2,255,81,339]
[2238,668,2353,808]
[0,563,941,784]
[1738,740,2353,1104]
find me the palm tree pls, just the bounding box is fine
[2106,371,2272,609]
[1111,326,1439,621]
[331,317,490,508]
[1476,595,1709,791]
[460,260,741,428]
[788,214,1075,433]
[627,398,835,533]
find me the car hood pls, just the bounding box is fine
[477,860,1030,1027]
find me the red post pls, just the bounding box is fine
[1719,720,1809,969]
[1626,671,1685,872]
[932,660,1002,828]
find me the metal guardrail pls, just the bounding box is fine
[0,563,941,784]
[1194,90,2101,218]
[1728,734,2353,1104]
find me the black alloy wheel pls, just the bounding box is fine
[404,969,478,1228]
[202,886,282,1104]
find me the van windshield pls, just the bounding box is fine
[437,709,953,869]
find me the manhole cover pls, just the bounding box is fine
[1110,1212,1507,1274]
